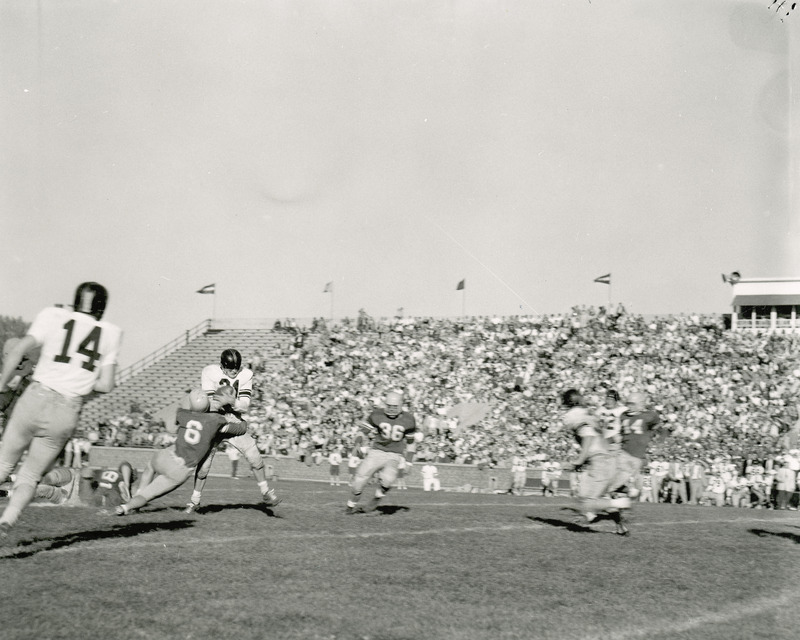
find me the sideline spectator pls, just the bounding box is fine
[421,460,441,492]
[328,447,342,486]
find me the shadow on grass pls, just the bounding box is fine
[1,519,196,559]
[374,505,410,516]
[527,515,602,534]
[138,502,283,518]
[193,502,284,518]
[749,528,800,544]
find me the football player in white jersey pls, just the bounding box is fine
[596,389,626,452]
[0,282,122,542]
[560,389,631,536]
[184,348,281,512]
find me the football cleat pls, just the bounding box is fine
[0,521,10,538]
[262,490,282,508]
[114,506,127,516]
[183,502,199,514]
[345,505,363,515]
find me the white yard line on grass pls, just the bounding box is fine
[599,587,800,640]
[19,522,545,557]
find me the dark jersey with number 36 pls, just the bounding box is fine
[174,409,247,468]
[362,409,417,455]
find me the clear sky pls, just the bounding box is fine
[2,0,799,368]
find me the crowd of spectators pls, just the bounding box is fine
[241,307,800,468]
[59,404,173,460]
[59,307,800,497]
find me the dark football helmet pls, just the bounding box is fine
[220,348,242,374]
[561,388,583,408]
[73,282,108,320]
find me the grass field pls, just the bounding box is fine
[1,478,799,640]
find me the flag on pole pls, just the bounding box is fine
[196,284,216,295]
[323,282,333,293]
[456,279,465,291]
[593,274,611,285]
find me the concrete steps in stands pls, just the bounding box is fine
[79,328,286,429]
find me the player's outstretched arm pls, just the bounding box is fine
[0,335,36,391]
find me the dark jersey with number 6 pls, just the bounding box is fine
[362,409,417,455]
[620,410,661,460]
[174,409,247,468]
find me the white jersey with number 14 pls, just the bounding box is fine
[28,306,122,398]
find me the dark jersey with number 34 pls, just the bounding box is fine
[174,409,247,468]
[362,409,417,455]
[619,410,661,460]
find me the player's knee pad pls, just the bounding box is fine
[351,474,369,494]
[245,449,264,469]
[380,468,398,488]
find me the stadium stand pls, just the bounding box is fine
[78,327,286,430]
[76,308,800,477]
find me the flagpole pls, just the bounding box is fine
[213,289,217,321]
[330,287,334,321]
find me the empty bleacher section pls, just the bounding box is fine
[79,322,288,429]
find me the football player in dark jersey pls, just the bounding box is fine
[21,461,137,510]
[115,388,248,516]
[617,392,662,498]
[346,391,422,514]
[91,461,138,510]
